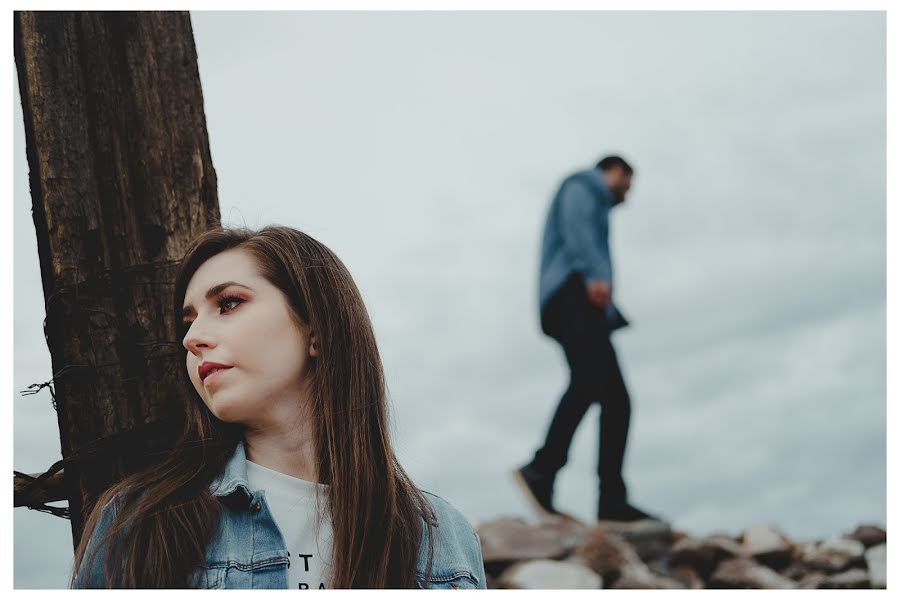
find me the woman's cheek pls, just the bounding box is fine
[186,358,197,387]
[187,360,203,394]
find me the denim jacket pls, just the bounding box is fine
[71,441,486,589]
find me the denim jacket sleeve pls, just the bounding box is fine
[558,178,612,284]
[417,491,487,589]
[70,494,123,589]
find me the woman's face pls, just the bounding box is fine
[181,248,316,425]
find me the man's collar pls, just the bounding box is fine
[591,167,611,191]
[588,168,614,205]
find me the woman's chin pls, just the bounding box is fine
[204,394,246,423]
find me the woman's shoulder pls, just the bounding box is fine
[416,490,486,589]
[420,490,476,538]
[70,491,130,588]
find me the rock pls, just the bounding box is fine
[611,563,685,589]
[818,568,870,589]
[572,524,643,576]
[797,537,866,572]
[865,543,886,589]
[669,534,744,578]
[537,513,591,551]
[497,558,602,589]
[597,518,674,561]
[780,560,816,582]
[484,573,497,589]
[799,568,871,589]
[669,564,706,589]
[709,557,797,589]
[671,530,690,543]
[571,524,683,589]
[740,525,794,569]
[797,572,829,589]
[477,516,585,565]
[844,524,886,548]
[790,540,818,566]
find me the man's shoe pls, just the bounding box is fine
[597,501,661,523]
[511,463,557,518]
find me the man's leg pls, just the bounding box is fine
[596,338,631,507]
[530,275,608,477]
[513,275,601,516]
[595,336,661,523]
[530,386,593,476]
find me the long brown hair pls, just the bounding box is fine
[69,225,436,588]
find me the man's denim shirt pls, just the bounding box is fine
[72,441,487,589]
[539,167,628,331]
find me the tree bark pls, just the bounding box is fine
[14,10,220,549]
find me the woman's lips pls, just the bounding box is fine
[203,366,233,387]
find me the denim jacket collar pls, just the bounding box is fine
[209,439,255,505]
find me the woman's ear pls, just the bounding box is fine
[309,331,318,357]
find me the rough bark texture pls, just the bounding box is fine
[14,10,220,548]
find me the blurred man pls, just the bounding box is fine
[513,155,661,524]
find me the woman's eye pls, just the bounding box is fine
[180,296,244,331]
[219,295,244,313]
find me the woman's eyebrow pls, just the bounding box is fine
[182,281,254,316]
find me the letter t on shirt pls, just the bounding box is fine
[245,460,333,589]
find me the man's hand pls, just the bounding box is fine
[586,280,611,309]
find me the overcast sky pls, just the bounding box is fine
[13,11,885,588]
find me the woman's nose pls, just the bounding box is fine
[183,325,216,354]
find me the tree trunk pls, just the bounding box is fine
[13,10,220,549]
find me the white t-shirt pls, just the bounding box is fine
[245,460,333,589]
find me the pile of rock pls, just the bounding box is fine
[475,516,886,589]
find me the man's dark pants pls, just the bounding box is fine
[530,273,631,507]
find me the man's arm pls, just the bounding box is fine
[558,180,613,306]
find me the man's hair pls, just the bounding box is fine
[596,155,634,176]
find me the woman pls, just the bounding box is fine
[69,225,486,589]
